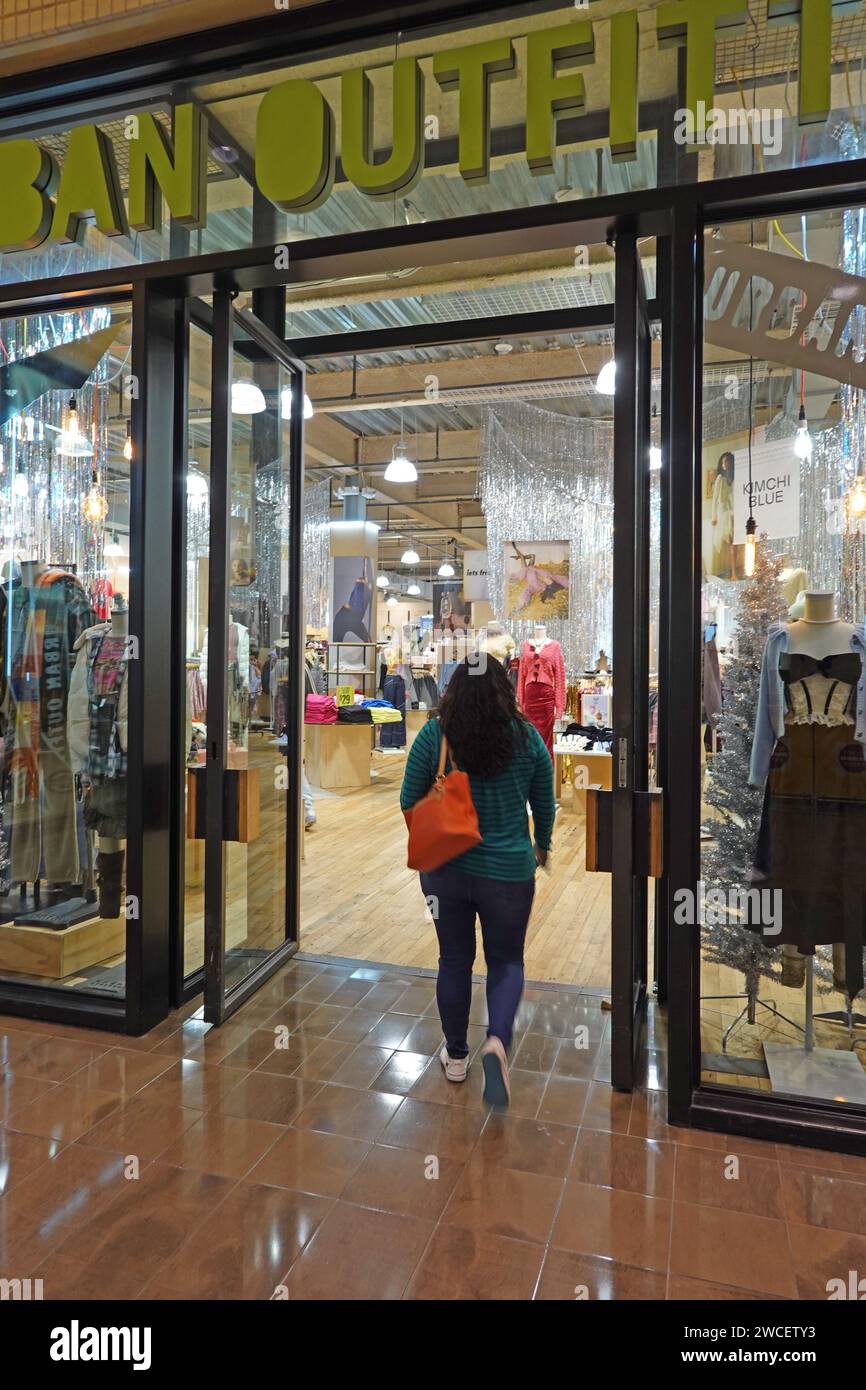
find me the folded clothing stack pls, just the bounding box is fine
[337,706,373,724]
[305,694,338,724]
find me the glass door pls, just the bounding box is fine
[611,232,656,1090]
[202,294,305,1024]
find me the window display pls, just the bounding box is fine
[700,205,866,1107]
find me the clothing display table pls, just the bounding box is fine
[305,722,373,790]
[553,744,613,811]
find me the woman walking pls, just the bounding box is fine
[400,657,555,1106]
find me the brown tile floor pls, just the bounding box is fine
[2,957,866,1300]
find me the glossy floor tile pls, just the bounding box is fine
[0,963,862,1300]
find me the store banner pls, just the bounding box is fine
[732,439,801,544]
[463,551,490,602]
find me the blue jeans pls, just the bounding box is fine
[420,866,535,1059]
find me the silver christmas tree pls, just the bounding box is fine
[702,543,786,995]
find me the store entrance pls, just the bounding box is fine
[277,236,663,1085]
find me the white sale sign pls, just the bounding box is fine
[733,439,800,543]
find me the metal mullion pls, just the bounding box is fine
[654,235,673,1008]
[665,202,703,1125]
[611,231,640,1093]
[203,290,234,1024]
[285,364,306,951]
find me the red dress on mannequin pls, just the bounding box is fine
[518,639,566,760]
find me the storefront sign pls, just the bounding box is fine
[463,550,490,602]
[0,2,849,252]
[733,440,801,544]
[706,240,866,392]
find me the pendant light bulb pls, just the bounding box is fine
[794,405,813,461]
[231,380,267,415]
[744,516,758,579]
[376,573,390,588]
[59,395,94,458]
[386,594,398,608]
[848,477,866,519]
[400,543,421,566]
[407,580,421,596]
[12,467,28,498]
[83,467,109,524]
[123,423,133,462]
[385,439,418,484]
[280,386,314,420]
[438,558,455,578]
[595,358,617,396]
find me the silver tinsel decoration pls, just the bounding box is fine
[303,479,330,632]
[480,403,615,674]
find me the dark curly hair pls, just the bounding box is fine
[438,655,530,776]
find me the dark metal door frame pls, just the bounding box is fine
[610,231,654,1091]
[202,295,307,1025]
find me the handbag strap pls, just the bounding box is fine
[436,730,449,781]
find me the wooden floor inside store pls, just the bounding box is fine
[300,749,613,987]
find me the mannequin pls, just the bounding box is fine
[1,561,96,895]
[750,591,866,1078]
[518,627,566,760]
[786,591,855,654]
[68,595,129,918]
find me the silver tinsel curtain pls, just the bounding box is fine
[480,402,615,674]
[303,479,331,632]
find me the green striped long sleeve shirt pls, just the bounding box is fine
[400,717,556,882]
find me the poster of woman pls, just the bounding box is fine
[702,448,736,580]
[504,541,571,621]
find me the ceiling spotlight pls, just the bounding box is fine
[384,439,418,484]
[280,385,314,420]
[494,341,514,355]
[401,544,421,565]
[231,380,266,415]
[595,358,616,396]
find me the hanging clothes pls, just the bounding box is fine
[0,569,96,885]
[380,673,407,748]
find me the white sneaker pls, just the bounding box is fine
[439,1044,468,1083]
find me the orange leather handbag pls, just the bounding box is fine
[405,734,481,871]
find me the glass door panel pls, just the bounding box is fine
[203,295,305,1023]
